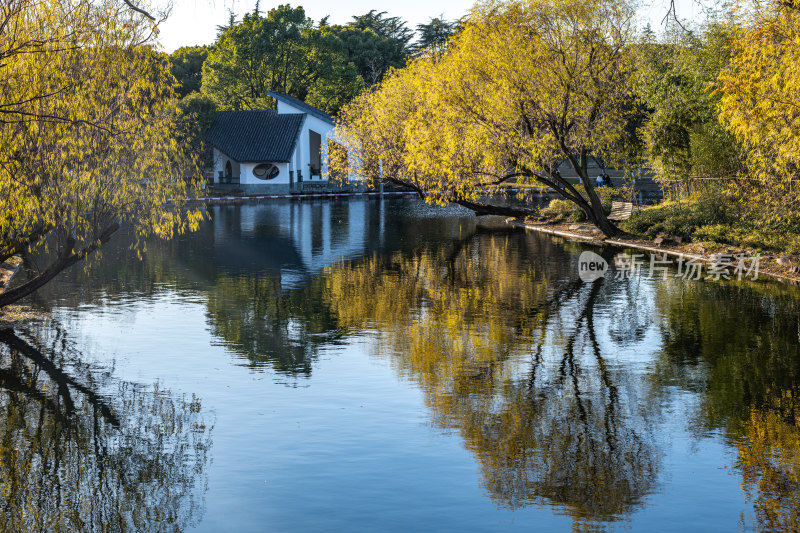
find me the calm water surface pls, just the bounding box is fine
[3,197,800,531]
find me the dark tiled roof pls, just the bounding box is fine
[267,92,335,125]
[205,111,306,163]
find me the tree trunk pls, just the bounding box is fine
[561,149,621,238]
[577,175,620,237]
[454,199,538,218]
[0,223,119,309]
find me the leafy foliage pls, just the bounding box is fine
[177,92,218,167]
[331,10,413,85]
[622,189,740,237]
[201,5,363,114]
[413,16,461,55]
[0,0,203,307]
[169,45,210,97]
[334,0,637,236]
[634,22,743,184]
[718,0,800,221]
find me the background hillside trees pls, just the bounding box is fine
[414,17,461,54]
[332,10,413,85]
[200,5,363,114]
[170,45,210,97]
[623,0,800,249]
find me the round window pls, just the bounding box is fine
[253,164,280,180]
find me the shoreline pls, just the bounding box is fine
[0,256,22,296]
[507,218,800,286]
[188,190,419,205]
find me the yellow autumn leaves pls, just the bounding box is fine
[333,0,635,207]
[718,0,800,220]
[0,0,203,304]
[336,0,800,225]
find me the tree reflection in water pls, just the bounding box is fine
[0,324,210,532]
[205,274,341,375]
[20,199,800,529]
[325,233,661,528]
[654,280,800,531]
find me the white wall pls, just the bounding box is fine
[276,101,337,181]
[214,148,240,180]
[288,199,373,274]
[224,199,380,279]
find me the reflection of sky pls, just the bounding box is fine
[54,297,577,531]
[47,272,750,532]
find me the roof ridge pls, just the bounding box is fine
[218,109,277,113]
[266,91,334,125]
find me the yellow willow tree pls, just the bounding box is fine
[718,0,800,222]
[334,0,636,237]
[0,0,203,308]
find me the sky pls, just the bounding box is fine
[156,0,709,52]
[157,0,476,52]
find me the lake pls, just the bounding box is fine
[2,197,799,531]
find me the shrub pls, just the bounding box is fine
[623,193,800,254]
[623,192,742,238]
[536,185,623,222]
[539,198,586,221]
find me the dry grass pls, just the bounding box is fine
[0,305,47,328]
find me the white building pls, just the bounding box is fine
[206,92,346,194]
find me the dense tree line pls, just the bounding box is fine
[334,0,800,240]
[5,0,800,306]
[169,6,462,115]
[0,2,462,310]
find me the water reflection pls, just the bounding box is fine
[324,237,661,527]
[0,324,210,532]
[17,198,800,529]
[321,229,800,528]
[653,281,800,531]
[205,274,339,374]
[200,201,478,373]
[28,198,478,376]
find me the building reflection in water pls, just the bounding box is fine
[203,198,476,375]
[213,198,386,286]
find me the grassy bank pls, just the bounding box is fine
[532,187,800,257]
[622,200,800,255]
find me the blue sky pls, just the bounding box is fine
[156,0,707,52]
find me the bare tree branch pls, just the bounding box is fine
[123,0,155,21]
